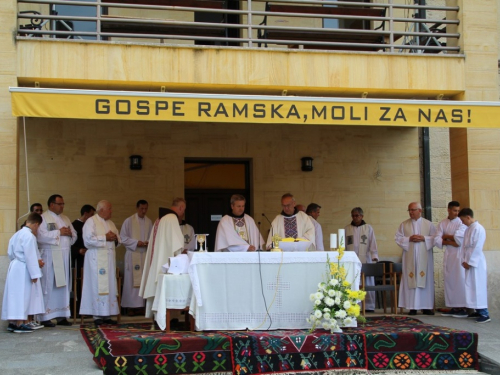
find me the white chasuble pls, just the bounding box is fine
[215,214,264,252]
[266,211,316,250]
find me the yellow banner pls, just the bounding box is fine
[10,88,500,128]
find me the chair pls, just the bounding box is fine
[361,263,398,315]
[391,263,404,314]
[376,260,394,308]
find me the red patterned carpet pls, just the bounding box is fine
[80,316,478,374]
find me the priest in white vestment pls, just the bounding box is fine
[266,193,315,250]
[215,194,264,252]
[395,202,437,316]
[120,200,153,311]
[345,207,379,311]
[2,213,44,332]
[459,208,490,323]
[80,200,121,325]
[36,194,77,327]
[139,198,185,317]
[180,220,196,252]
[306,203,324,251]
[434,201,467,317]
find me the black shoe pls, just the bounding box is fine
[94,319,104,326]
[103,319,117,325]
[57,319,72,326]
[7,323,17,332]
[409,310,417,316]
[365,310,375,313]
[40,320,56,327]
[422,309,435,316]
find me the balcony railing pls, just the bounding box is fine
[17,0,461,54]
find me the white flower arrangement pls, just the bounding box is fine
[306,248,366,333]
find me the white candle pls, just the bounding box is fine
[330,233,337,249]
[338,229,345,250]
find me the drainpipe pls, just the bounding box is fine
[422,127,432,221]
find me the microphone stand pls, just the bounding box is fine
[262,213,274,251]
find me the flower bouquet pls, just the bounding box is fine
[307,247,366,333]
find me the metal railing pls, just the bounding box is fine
[17,0,461,54]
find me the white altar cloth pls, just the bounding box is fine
[146,273,192,330]
[188,251,361,331]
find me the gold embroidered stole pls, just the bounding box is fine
[403,219,431,289]
[92,215,118,295]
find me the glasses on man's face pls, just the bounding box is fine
[282,204,294,208]
[352,214,361,218]
[34,209,43,213]
[407,208,419,212]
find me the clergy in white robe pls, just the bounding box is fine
[345,207,379,311]
[120,200,153,308]
[2,214,44,324]
[215,195,264,252]
[306,203,324,251]
[395,202,437,314]
[36,194,77,325]
[266,193,315,250]
[139,199,185,316]
[459,208,489,319]
[180,221,197,251]
[80,200,121,322]
[434,201,467,310]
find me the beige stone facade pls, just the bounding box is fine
[1,0,500,314]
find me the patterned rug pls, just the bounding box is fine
[80,316,478,374]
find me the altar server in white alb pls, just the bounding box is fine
[434,201,468,317]
[2,213,44,333]
[139,198,185,311]
[37,194,77,327]
[215,194,265,252]
[266,193,315,250]
[459,208,490,323]
[80,200,121,326]
[120,200,152,314]
[180,218,196,252]
[345,207,379,312]
[395,202,437,316]
[306,203,324,251]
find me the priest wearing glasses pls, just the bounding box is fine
[215,194,264,252]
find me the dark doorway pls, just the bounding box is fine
[184,159,251,251]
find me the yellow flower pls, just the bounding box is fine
[329,263,338,275]
[337,247,344,260]
[343,280,351,287]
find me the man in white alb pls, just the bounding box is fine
[139,198,185,312]
[434,201,467,317]
[180,216,196,252]
[120,200,153,315]
[345,207,379,312]
[395,202,437,316]
[266,193,315,250]
[306,203,324,251]
[37,194,77,327]
[215,194,264,252]
[80,200,121,326]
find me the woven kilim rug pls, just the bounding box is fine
[80,316,478,375]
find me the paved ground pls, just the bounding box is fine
[0,312,498,375]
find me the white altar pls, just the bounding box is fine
[188,251,361,331]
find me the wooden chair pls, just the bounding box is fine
[391,262,404,314]
[361,263,398,315]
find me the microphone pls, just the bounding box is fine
[257,221,262,251]
[262,213,274,250]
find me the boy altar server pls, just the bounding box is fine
[459,208,491,323]
[2,213,45,333]
[215,194,264,252]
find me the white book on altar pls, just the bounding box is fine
[162,254,190,275]
[279,240,311,252]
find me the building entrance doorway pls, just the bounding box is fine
[184,159,252,252]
